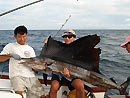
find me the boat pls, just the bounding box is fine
[1,71,130,98]
[0,72,109,98]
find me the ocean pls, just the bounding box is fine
[0,30,130,97]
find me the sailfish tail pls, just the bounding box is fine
[119,76,130,95]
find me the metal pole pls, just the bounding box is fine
[0,0,44,17]
[53,15,71,38]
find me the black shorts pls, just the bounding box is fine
[51,74,76,91]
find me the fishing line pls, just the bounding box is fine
[0,0,44,17]
[52,15,71,38]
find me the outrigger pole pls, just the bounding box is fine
[53,15,71,38]
[0,0,44,17]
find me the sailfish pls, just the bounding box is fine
[21,34,130,94]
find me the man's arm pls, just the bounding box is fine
[0,54,10,62]
[0,53,21,62]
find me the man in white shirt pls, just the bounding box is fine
[0,26,45,98]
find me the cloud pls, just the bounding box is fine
[125,18,130,22]
[0,0,130,29]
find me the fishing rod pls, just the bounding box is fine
[0,0,44,17]
[53,15,71,38]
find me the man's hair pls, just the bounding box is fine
[14,25,27,35]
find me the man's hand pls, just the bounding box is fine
[63,68,70,78]
[10,53,21,60]
[44,38,48,44]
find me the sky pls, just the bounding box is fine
[0,0,130,30]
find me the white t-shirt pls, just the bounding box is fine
[0,42,36,78]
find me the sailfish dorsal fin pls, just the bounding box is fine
[40,34,101,73]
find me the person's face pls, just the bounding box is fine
[14,33,27,45]
[125,43,130,53]
[63,35,75,44]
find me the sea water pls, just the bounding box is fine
[0,29,130,97]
